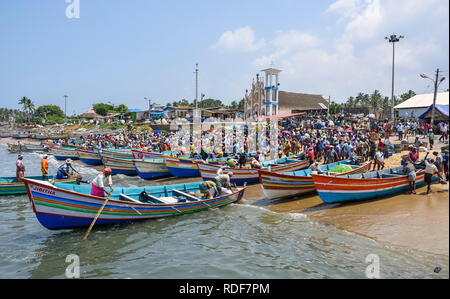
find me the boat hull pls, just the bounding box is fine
[259,160,372,200]
[22,178,245,230]
[102,156,138,176]
[51,148,80,161]
[77,150,103,166]
[131,149,172,159]
[0,176,76,196]
[197,159,309,186]
[163,156,226,178]
[311,169,434,204]
[134,159,171,179]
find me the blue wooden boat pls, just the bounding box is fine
[0,176,76,195]
[259,160,372,200]
[311,165,437,204]
[134,158,171,179]
[50,146,80,161]
[197,155,307,185]
[77,148,103,166]
[101,156,138,176]
[21,178,246,230]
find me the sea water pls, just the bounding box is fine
[0,144,448,279]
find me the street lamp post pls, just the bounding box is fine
[420,69,446,128]
[195,63,199,111]
[385,34,404,122]
[63,95,68,123]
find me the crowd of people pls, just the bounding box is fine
[14,115,449,199]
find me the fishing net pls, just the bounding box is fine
[329,164,352,173]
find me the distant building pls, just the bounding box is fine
[394,91,449,118]
[165,106,193,119]
[277,91,329,115]
[80,109,103,119]
[244,67,329,121]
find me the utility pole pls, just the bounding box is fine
[385,34,404,123]
[63,95,68,122]
[328,96,331,118]
[431,69,440,127]
[195,63,199,111]
[420,69,446,128]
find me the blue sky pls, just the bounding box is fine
[0,0,448,115]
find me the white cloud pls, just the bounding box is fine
[272,30,321,51]
[212,26,265,53]
[220,0,449,102]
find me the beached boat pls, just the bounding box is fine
[311,165,435,204]
[22,178,246,230]
[163,155,228,177]
[7,143,46,153]
[0,176,76,196]
[0,132,12,138]
[259,160,372,200]
[134,158,171,179]
[49,146,80,161]
[99,148,134,159]
[31,135,49,141]
[48,134,68,141]
[197,155,309,185]
[131,149,172,159]
[77,148,103,166]
[12,133,29,139]
[102,156,137,176]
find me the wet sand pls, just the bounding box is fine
[244,182,448,257]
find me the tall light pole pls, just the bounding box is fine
[385,34,404,122]
[420,69,446,128]
[195,63,199,111]
[63,95,68,122]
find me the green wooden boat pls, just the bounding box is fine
[0,176,77,196]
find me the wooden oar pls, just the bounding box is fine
[82,193,111,241]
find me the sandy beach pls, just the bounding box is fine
[244,145,449,257]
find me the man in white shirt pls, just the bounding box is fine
[424,159,438,194]
[91,168,113,197]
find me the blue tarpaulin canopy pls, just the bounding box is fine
[418,104,449,120]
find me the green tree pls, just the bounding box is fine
[93,103,114,116]
[369,90,383,114]
[114,104,128,113]
[18,97,35,122]
[398,90,416,105]
[35,105,65,119]
[346,96,355,108]
[238,98,245,111]
[329,101,342,114]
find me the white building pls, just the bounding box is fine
[244,67,328,121]
[394,91,449,118]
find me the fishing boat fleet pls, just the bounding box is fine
[1,138,438,232]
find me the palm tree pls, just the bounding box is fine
[355,92,365,107]
[18,96,35,123]
[369,90,383,115]
[346,96,355,108]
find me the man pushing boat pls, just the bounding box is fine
[91,168,113,198]
[56,159,79,180]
